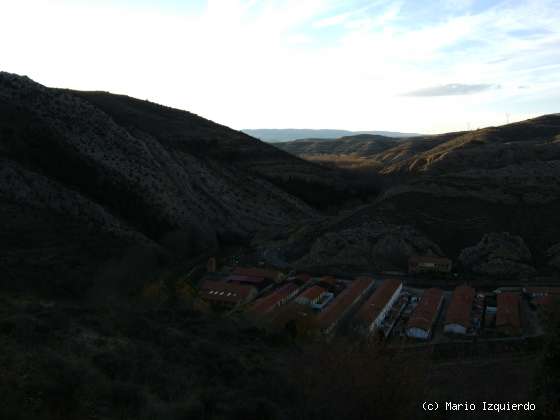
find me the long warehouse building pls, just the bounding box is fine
[316,276,376,335]
[355,279,402,334]
[444,285,475,335]
[406,288,444,340]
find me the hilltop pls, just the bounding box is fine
[277,115,560,174]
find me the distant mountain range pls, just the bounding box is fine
[242,128,422,142]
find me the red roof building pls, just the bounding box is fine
[199,282,258,308]
[444,285,476,335]
[247,283,300,317]
[496,292,521,335]
[356,279,402,333]
[226,274,270,290]
[319,276,337,286]
[406,288,444,340]
[316,277,376,334]
[295,285,327,305]
[269,302,316,334]
[232,267,281,281]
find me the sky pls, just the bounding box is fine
[1,0,560,133]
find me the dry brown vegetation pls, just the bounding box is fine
[301,153,383,172]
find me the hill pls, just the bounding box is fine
[0,72,368,293]
[277,115,560,175]
[267,115,560,276]
[241,128,421,142]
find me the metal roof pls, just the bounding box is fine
[445,285,475,328]
[317,277,375,330]
[407,288,444,332]
[356,279,402,325]
[496,292,521,330]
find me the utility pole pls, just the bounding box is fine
[506,113,510,124]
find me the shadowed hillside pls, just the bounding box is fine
[0,72,378,293]
[271,115,560,276]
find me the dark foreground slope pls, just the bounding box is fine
[0,72,359,293]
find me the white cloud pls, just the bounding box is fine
[0,0,559,133]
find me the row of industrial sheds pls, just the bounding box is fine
[246,275,381,336]
[203,265,527,340]
[407,285,523,340]
[404,284,522,340]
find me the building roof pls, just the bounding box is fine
[295,273,312,282]
[445,285,476,328]
[319,276,337,286]
[298,285,326,302]
[496,292,521,330]
[232,267,280,280]
[199,281,256,304]
[356,279,402,326]
[523,287,560,296]
[269,301,311,329]
[226,274,267,284]
[407,288,444,332]
[247,283,299,316]
[316,277,375,330]
[409,255,451,265]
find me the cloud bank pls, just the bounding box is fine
[404,83,500,97]
[1,0,559,133]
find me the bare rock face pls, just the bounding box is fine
[459,232,536,278]
[294,222,442,271]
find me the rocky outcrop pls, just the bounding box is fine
[294,222,442,271]
[459,232,536,278]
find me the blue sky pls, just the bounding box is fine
[2,0,559,133]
